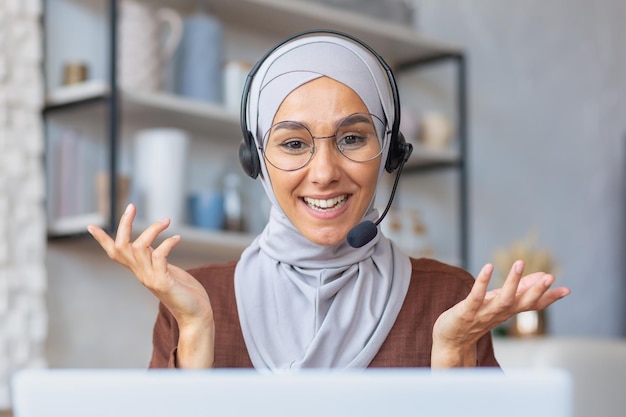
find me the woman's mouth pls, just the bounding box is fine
[303,195,348,211]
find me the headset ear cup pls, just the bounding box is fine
[385,131,408,173]
[238,132,261,179]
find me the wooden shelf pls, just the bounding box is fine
[46,84,460,169]
[45,83,240,139]
[122,89,240,138]
[406,143,461,170]
[47,212,106,236]
[45,80,108,108]
[47,210,253,259]
[208,0,461,66]
[133,221,255,259]
[166,227,253,258]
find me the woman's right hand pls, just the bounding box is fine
[87,203,214,368]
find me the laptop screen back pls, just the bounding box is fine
[11,368,572,417]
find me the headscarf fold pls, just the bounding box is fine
[234,34,411,370]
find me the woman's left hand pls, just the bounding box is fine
[431,260,570,367]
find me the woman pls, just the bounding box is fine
[87,31,570,370]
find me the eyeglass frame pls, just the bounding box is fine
[258,112,389,172]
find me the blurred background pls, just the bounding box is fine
[1,0,625,415]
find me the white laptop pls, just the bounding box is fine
[11,368,572,417]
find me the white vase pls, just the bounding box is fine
[132,128,189,226]
[118,0,183,91]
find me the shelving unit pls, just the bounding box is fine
[43,0,469,265]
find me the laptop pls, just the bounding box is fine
[11,368,572,417]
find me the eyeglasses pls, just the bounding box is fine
[260,112,386,172]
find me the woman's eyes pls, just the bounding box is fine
[338,133,368,148]
[276,134,369,152]
[279,138,312,153]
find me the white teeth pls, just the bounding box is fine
[304,195,347,210]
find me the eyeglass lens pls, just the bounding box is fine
[262,113,385,171]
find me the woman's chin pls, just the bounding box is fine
[301,227,350,247]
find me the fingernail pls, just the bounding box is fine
[124,203,132,214]
[86,225,94,235]
[514,260,524,274]
[483,264,493,275]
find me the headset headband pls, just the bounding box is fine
[239,29,406,178]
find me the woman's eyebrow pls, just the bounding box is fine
[339,114,374,126]
[271,114,374,135]
[271,121,308,132]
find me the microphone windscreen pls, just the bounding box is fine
[347,221,378,248]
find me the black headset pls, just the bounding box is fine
[238,29,411,179]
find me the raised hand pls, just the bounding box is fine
[431,260,570,367]
[87,203,214,367]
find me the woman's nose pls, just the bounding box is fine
[307,140,341,185]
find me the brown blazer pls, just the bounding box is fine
[149,257,499,368]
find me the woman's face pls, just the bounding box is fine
[265,77,381,246]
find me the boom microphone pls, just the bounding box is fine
[347,144,413,248]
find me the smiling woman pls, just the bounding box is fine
[264,77,380,246]
[87,30,570,372]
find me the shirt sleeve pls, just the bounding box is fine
[149,301,180,369]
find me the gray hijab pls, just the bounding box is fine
[234,33,412,370]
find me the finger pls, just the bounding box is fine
[115,203,136,246]
[151,235,182,275]
[88,223,140,272]
[516,273,554,311]
[515,271,547,294]
[87,224,116,256]
[130,219,175,280]
[465,264,494,313]
[133,217,171,249]
[532,280,571,310]
[499,260,525,304]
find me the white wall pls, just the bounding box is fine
[414,0,626,336]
